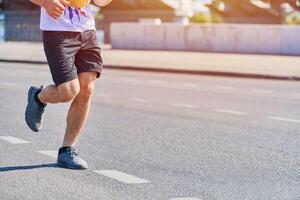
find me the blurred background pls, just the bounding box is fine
[0,0,300,55]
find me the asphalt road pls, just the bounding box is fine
[0,62,299,200]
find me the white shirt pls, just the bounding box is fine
[40,5,96,32]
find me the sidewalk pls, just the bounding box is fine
[1,42,300,80]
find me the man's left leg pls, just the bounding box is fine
[63,72,97,147]
[57,72,97,169]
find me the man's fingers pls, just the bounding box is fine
[54,11,63,16]
[56,1,66,11]
[52,14,60,19]
[55,6,64,13]
[51,14,59,19]
[60,0,70,6]
[51,11,63,19]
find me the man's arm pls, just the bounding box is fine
[30,0,69,19]
[93,0,113,7]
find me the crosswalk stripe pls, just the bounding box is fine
[38,151,57,158]
[0,136,30,144]
[267,116,300,123]
[214,109,248,116]
[169,103,197,108]
[128,98,153,103]
[94,170,150,184]
[1,82,18,87]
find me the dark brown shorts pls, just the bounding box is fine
[43,30,103,86]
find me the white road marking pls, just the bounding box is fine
[0,136,30,144]
[214,109,248,116]
[120,77,138,82]
[95,93,110,98]
[128,98,153,103]
[170,198,202,200]
[169,103,197,108]
[292,93,300,97]
[1,82,18,87]
[267,116,300,123]
[180,83,199,88]
[38,151,57,158]
[149,80,168,85]
[94,170,150,184]
[214,86,235,90]
[252,89,273,94]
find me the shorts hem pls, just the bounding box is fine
[77,68,102,79]
[54,75,78,87]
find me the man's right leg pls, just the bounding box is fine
[25,79,80,132]
[38,79,80,104]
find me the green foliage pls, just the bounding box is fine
[190,13,210,23]
[190,13,222,24]
[286,15,300,24]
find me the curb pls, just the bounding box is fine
[0,59,299,81]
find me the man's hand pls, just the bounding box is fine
[41,0,70,19]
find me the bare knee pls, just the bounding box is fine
[57,80,80,103]
[79,83,95,100]
[59,90,79,102]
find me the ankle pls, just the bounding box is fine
[34,90,46,107]
[59,146,73,154]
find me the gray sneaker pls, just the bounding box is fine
[57,147,88,170]
[25,86,46,132]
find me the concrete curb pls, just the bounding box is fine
[0,58,299,81]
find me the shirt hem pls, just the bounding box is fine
[40,27,96,32]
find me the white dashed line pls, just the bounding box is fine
[95,93,110,98]
[180,83,199,88]
[120,77,138,82]
[266,116,300,123]
[0,136,30,144]
[1,82,17,87]
[38,151,57,158]
[214,86,235,91]
[214,109,248,116]
[169,103,197,108]
[170,198,202,200]
[128,98,153,103]
[252,89,273,94]
[292,93,300,97]
[94,170,150,184]
[149,80,168,85]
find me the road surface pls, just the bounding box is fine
[0,62,299,200]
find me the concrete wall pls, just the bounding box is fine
[110,23,300,55]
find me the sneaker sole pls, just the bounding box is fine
[57,161,88,170]
[27,86,35,103]
[25,86,40,132]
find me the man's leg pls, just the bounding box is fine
[38,79,80,104]
[25,79,80,132]
[56,72,97,170]
[62,72,97,147]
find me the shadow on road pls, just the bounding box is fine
[0,163,59,172]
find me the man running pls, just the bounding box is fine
[27,0,113,169]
